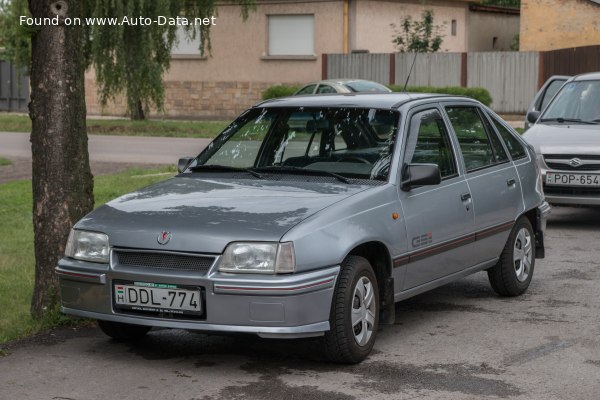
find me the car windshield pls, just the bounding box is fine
[541,80,600,124]
[344,81,391,93]
[191,107,399,182]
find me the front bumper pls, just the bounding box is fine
[56,256,339,339]
[535,201,551,259]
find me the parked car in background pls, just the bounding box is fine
[524,75,570,131]
[523,72,600,206]
[294,79,392,95]
[57,93,548,363]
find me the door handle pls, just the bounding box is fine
[460,192,471,201]
[507,178,516,186]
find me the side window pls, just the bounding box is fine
[446,106,505,172]
[296,85,316,95]
[316,84,336,94]
[489,114,528,160]
[405,109,458,180]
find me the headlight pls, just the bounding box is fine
[64,229,110,263]
[219,242,295,274]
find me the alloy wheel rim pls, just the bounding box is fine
[514,228,533,282]
[351,276,376,346]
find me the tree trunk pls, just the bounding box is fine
[130,99,146,120]
[29,0,94,318]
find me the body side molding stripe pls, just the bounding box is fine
[393,221,514,268]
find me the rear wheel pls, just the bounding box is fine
[323,256,379,363]
[488,217,535,296]
[97,320,151,341]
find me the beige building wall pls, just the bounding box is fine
[352,0,469,53]
[467,9,519,51]
[520,0,600,51]
[86,0,344,118]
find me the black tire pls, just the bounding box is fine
[323,256,379,364]
[488,217,535,297]
[97,320,151,341]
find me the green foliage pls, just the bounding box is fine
[0,0,32,68]
[261,85,300,100]
[0,167,175,343]
[0,0,254,119]
[0,157,11,166]
[391,9,444,53]
[388,85,493,106]
[482,0,520,8]
[511,33,520,51]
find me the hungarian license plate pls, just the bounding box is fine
[114,282,201,314]
[546,172,600,187]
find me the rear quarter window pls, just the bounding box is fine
[488,114,528,160]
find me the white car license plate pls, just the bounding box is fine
[114,282,201,314]
[546,172,600,187]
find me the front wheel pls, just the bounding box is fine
[488,217,535,296]
[323,256,379,363]
[97,320,151,341]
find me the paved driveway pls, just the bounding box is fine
[1,206,599,399]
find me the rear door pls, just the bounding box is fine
[443,103,521,265]
[399,106,476,290]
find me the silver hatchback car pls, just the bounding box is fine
[57,93,549,363]
[524,72,600,206]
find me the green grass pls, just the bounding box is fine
[514,127,524,135]
[0,157,11,166]
[0,166,176,344]
[0,114,229,139]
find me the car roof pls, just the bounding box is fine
[255,92,472,110]
[303,79,382,85]
[572,72,600,81]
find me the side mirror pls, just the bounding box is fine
[177,156,195,173]
[401,163,441,191]
[526,110,541,125]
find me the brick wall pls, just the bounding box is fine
[84,80,284,119]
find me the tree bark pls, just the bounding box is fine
[29,0,94,318]
[130,99,145,120]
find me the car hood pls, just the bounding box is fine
[523,123,600,155]
[75,176,371,254]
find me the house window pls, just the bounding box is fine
[268,15,314,56]
[171,26,201,56]
[451,20,457,36]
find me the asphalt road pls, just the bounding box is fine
[0,132,212,165]
[1,206,599,399]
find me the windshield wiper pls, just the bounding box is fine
[253,166,350,184]
[539,117,598,125]
[188,164,263,179]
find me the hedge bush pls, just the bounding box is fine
[261,84,493,107]
[388,85,492,106]
[261,85,300,100]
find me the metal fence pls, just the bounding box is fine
[0,59,29,112]
[327,53,391,85]
[325,51,540,113]
[396,53,462,88]
[467,52,539,113]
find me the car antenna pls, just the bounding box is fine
[402,52,419,92]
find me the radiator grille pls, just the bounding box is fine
[114,250,215,274]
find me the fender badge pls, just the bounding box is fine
[157,231,172,245]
